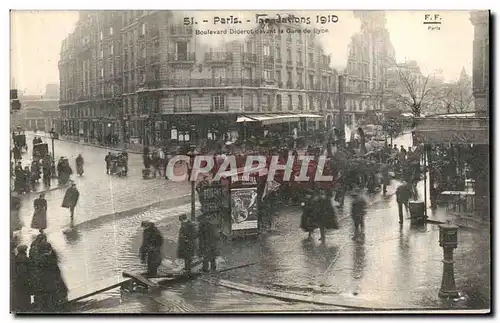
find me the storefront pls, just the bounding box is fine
[413,113,489,217]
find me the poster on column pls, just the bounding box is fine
[230,187,259,231]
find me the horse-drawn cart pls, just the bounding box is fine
[13,128,27,152]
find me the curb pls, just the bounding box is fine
[425,218,482,232]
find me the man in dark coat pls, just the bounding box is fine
[380,162,390,194]
[177,214,196,274]
[13,245,32,312]
[143,146,151,169]
[351,189,367,236]
[30,238,68,311]
[198,214,220,272]
[396,182,411,224]
[105,152,112,174]
[62,183,79,222]
[12,146,21,162]
[140,221,164,277]
[42,157,52,187]
[32,193,48,231]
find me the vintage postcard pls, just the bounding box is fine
[10,10,490,314]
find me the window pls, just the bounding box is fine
[242,67,251,79]
[100,31,103,40]
[275,70,282,84]
[100,49,104,59]
[297,50,302,62]
[213,67,226,79]
[263,44,271,56]
[287,71,292,85]
[101,84,105,96]
[110,44,114,55]
[244,41,253,53]
[263,94,271,110]
[309,74,314,89]
[153,66,160,80]
[176,41,188,60]
[308,53,314,65]
[275,45,281,59]
[141,23,146,35]
[174,95,191,112]
[287,49,292,61]
[298,95,303,109]
[263,70,272,81]
[109,27,113,35]
[309,96,314,110]
[244,94,252,110]
[212,94,226,111]
[288,94,293,110]
[100,68,104,78]
[141,46,146,58]
[297,72,303,85]
[276,94,282,111]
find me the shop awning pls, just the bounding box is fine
[237,113,323,125]
[237,114,301,125]
[296,114,323,119]
[413,114,489,144]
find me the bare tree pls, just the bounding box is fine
[441,78,475,113]
[384,56,443,117]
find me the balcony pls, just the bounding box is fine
[286,60,293,67]
[242,52,257,63]
[297,82,304,90]
[146,80,162,89]
[242,79,262,87]
[297,61,304,68]
[168,53,195,64]
[204,52,232,64]
[277,81,284,88]
[137,58,146,67]
[263,55,274,63]
[149,55,160,64]
[170,26,193,36]
[286,81,294,89]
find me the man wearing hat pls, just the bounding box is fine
[62,183,80,222]
[140,221,164,277]
[13,244,31,312]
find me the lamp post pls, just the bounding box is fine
[49,128,57,178]
[187,145,197,221]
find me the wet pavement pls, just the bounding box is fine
[79,180,489,312]
[14,133,190,231]
[12,131,490,312]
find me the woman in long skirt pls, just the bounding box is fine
[300,192,317,239]
[31,193,47,231]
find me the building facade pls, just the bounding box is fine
[343,11,395,126]
[11,84,61,132]
[59,11,338,147]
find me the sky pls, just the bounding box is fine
[10,10,474,94]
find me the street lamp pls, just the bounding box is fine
[186,144,197,221]
[49,128,57,178]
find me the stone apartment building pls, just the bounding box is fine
[344,11,395,126]
[59,10,338,147]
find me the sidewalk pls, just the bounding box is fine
[26,131,144,154]
[148,180,489,311]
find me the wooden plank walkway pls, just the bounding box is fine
[67,276,131,304]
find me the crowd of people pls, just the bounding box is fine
[12,231,68,312]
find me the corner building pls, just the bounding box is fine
[59,11,338,147]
